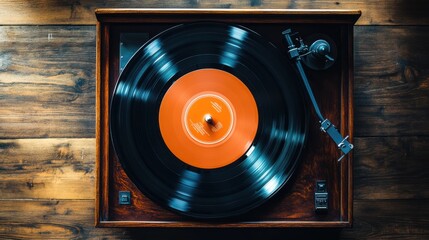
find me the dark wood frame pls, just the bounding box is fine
[95,9,360,228]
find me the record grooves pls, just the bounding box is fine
[110,22,308,219]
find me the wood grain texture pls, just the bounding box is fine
[0,26,96,138]
[0,199,427,239]
[340,199,429,240]
[354,26,429,137]
[0,138,95,199]
[354,137,429,200]
[0,0,428,25]
[0,200,129,239]
[95,9,361,24]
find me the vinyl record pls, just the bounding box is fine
[110,22,308,219]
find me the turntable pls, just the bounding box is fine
[95,9,360,227]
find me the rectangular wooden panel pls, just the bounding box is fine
[354,137,429,200]
[340,200,429,239]
[0,26,96,138]
[0,1,428,25]
[0,138,95,199]
[354,26,429,137]
[96,9,357,227]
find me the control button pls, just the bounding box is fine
[315,180,328,211]
[119,191,131,205]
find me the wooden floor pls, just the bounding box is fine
[0,1,428,239]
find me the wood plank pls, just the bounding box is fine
[0,0,428,25]
[0,138,95,199]
[0,200,128,239]
[354,26,429,137]
[0,26,95,138]
[340,199,429,240]
[95,8,361,24]
[0,199,427,239]
[354,137,429,200]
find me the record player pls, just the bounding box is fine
[95,9,360,227]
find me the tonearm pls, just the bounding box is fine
[282,29,353,162]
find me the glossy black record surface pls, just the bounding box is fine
[110,22,308,219]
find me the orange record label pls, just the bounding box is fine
[183,93,234,145]
[159,68,258,169]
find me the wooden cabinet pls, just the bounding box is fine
[95,9,360,227]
